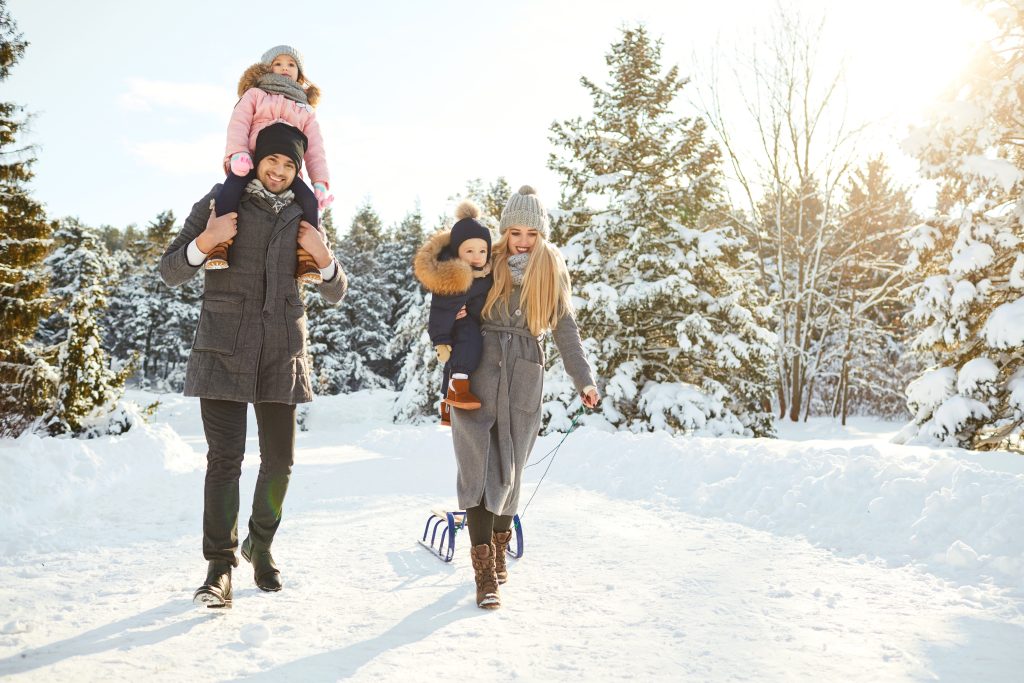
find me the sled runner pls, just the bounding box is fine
[419,508,524,562]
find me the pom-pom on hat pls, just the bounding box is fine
[449,199,492,260]
[262,45,305,78]
[499,185,549,237]
[253,122,308,171]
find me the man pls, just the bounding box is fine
[159,122,347,609]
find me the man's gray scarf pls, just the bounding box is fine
[246,179,294,214]
[508,253,529,286]
[257,73,309,106]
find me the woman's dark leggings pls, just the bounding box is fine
[215,171,320,228]
[466,505,514,546]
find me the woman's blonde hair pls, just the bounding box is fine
[483,230,574,336]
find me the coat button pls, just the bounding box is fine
[262,310,270,319]
[515,309,522,316]
[498,361,502,367]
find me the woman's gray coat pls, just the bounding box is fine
[159,185,347,404]
[451,288,595,516]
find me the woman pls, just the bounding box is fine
[450,185,600,609]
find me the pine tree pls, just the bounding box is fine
[380,209,426,384]
[304,207,349,393]
[103,211,200,389]
[326,201,392,392]
[899,5,1024,449]
[41,218,131,435]
[818,157,918,422]
[549,26,776,436]
[0,4,54,436]
[462,178,511,232]
[391,211,450,421]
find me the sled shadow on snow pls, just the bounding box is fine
[231,585,484,681]
[921,615,1024,681]
[0,600,203,676]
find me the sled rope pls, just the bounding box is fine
[520,406,585,519]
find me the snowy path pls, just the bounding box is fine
[1,392,1023,681]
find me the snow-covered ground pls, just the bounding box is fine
[1,390,1023,681]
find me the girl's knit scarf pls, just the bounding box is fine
[256,72,309,105]
[508,253,529,286]
[245,179,295,214]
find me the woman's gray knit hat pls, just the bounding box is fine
[499,185,549,237]
[262,45,305,76]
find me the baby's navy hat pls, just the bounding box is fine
[449,200,492,259]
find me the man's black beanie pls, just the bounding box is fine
[253,122,308,171]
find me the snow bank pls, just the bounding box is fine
[0,402,203,559]
[544,428,1024,592]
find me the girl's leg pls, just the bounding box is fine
[291,178,320,228]
[215,171,253,217]
[207,171,254,269]
[291,179,323,283]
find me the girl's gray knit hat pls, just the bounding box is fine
[262,45,305,76]
[499,185,549,237]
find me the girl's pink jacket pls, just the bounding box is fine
[223,87,329,186]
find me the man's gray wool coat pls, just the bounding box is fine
[451,288,595,516]
[159,185,347,404]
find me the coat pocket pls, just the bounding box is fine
[509,358,544,413]
[284,294,308,358]
[192,292,245,355]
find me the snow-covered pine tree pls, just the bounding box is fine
[462,178,511,232]
[303,207,347,393]
[380,209,426,385]
[0,4,55,436]
[813,157,918,422]
[103,211,200,390]
[40,218,131,435]
[899,4,1024,449]
[329,201,392,392]
[391,211,448,422]
[549,25,776,436]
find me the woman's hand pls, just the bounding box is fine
[455,305,468,320]
[581,386,600,409]
[298,221,333,268]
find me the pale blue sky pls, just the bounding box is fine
[8,0,987,232]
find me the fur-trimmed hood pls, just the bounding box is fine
[238,63,321,107]
[414,230,492,296]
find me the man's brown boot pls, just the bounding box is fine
[297,247,323,285]
[469,543,501,609]
[439,400,451,427]
[446,378,481,410]
[205,240,231,270]
[492,530,512,584]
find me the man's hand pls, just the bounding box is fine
[298,221,332,268]
[581,386,600,409]
[196,203,238,252]
[455,305,468,320]
[435,344,452,364]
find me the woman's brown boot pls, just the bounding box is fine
[492,530,512,584]
[469,543,501,609]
